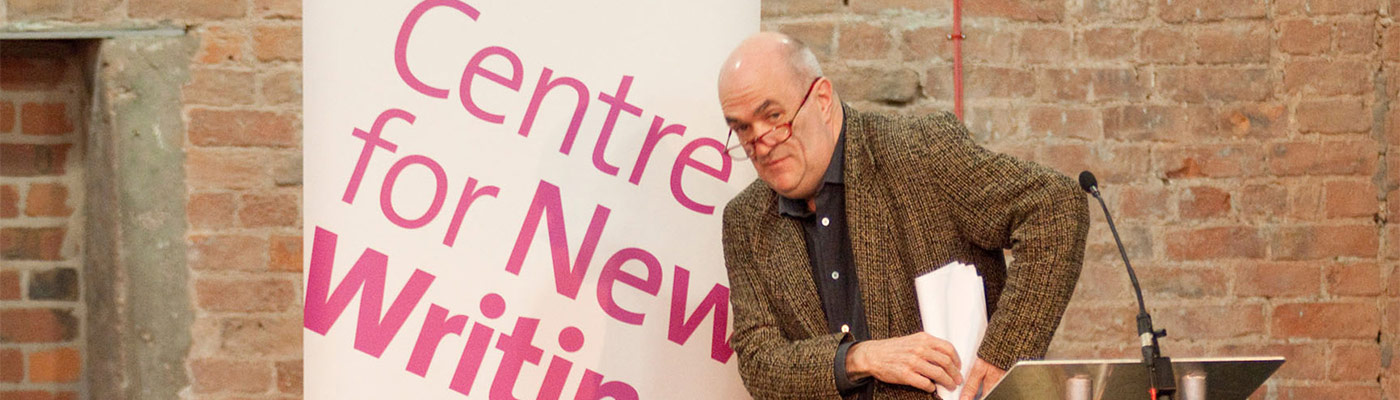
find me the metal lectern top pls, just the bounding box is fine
[983,357,1285,400]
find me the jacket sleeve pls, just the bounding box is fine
[904,112,1091,370]
[722,204,847,399]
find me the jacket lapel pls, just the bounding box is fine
[753,198,827,337]
[843,108,899,340]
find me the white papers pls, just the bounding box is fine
[914,261,988,400]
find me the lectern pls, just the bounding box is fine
[983,357,1284,400]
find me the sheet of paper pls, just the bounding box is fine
[914,261,988,400]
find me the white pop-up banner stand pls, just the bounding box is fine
[303,1,758,398]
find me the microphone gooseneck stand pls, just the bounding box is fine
[1078,171,1175,400]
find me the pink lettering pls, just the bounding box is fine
[407,304,469,376]
[519,67,591,154]
[668,266,734,363]
[592,75,642,176]
[343,109,414,204]
[443,177,501,247]
[303,227,436,358]
[669,138,732,215]
[627,116,686,185]
[596,247,662,325]
[504,180,611,299]
[460,46,525,124]
[395,0,481,99]
[380,155,449,229]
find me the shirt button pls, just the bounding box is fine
[820,217,830,226]
[841,324,850,333]
[831,271,840,280]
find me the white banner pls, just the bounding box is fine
[303,1,758,398]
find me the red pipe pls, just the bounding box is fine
[951,0,965,120]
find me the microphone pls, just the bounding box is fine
[1079,171,1175,400]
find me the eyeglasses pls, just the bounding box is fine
[724,77,822,161]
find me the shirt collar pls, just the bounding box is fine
[777,114,848,218]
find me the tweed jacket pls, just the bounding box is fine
[721,106,1090,399]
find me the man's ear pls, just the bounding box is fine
[815,77,836,124]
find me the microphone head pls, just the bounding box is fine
[1078,171,1098,194]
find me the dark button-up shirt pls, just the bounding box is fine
[777,123,872,398]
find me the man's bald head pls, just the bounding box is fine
[718,32,823,92]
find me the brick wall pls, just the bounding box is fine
[765,0,1400,398]
[0,41,88,400]
[6,0,1400,398]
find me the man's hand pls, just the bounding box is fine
[958,357,1006,400]
[845,332,962,392]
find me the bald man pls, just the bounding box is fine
[718,33,1089,400]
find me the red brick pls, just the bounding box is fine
[269,235,302,272]
[6,0,72,19]
[1291,183,1325,221]
[189,234,268,271]
[964,0,1065,21]
[773,21,836,59]
[0,391,76,400]
[850,0,942,13]
[1154,303,1266,338]
[1080,27,1134,60]
[188,192,236,229]
[253,25,302,62]
[1336,18,1377,54]
[186,148,275,190]
[1278,0,1379,15]
[1285,59,1371,96]
[261,69,302,105]
[0,186,16,218]
[1389,225,1400,260]
[1298,99,1372,134]
[27,268,76,301]
[1239,184,1287,220]
[129,0,245,19]
[1215,103,1287,139]
[1165,226,1265,260]
[838,22,890,60]
[1325,180,1376,218]
[900,27,949,62]
[1156,145,1265,179]
[1218,342,1325,380]
[1103,105,1211,142]
[195,278,295,312]
[761,0,841,18]
[0,227,66,261]
[184,68,255,106]
[19,103,73,136]
[189,109,297,148]
[73,0,121,21]
[1274,302,1378,339]
[27,348,78,383]
[1271,225,1378,260]
[1331,343,1382,381]
[1269,141,1376,176]
[1037,68,1146,102]
[220,317,300,357]
[830,67,919,104]
[0,144,70,177]
[0,101,13,133]
[1158,67,1272,102]
[1179,186,1231,219]
[1195,24,1270,64]
[1114,184,1168,220]
[1158,0,1267,22]
[254,0,300,19]
[1234,262,1320,298]
[1280,20,1332,55]
[0,271,18,300]
[190,359,272,393]
[23,183,73,218]
[1140,28,1192,63]
[1325,262,1382,296]
[1028,107,1101,140]
[0,56,67,91]
[276,360,302,393]
[0,348,19,382]
[1018,28,1072,64]
[1057,304,1137,341]
[0,308,77,342]
[238,193,298,227]
[195,25,247,64]
[1386,25,1400,60]
[1078,0,1148,20]
[963,25,1017,64]
[1139,266,1228,299]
